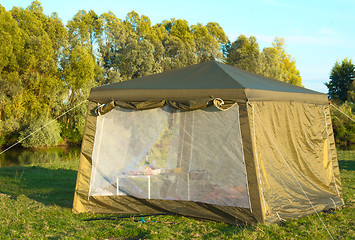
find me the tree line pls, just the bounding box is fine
[2,1,341,149]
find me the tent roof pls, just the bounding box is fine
[88,60,328,104]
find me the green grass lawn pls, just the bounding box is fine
[0,151,354,239]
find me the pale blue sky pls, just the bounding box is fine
[2,0,355,93]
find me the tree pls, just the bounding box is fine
[62,44,95,139]
[348,79,355,102]
[225,35,263,74]
[98,11,127,84]
[66,10,102,54]
[191,22,227,62]
[326,58,355,102]
[62,9,102,142]
[162,19,197,69]
[272,37,302,86]
[330,102,355,149]
[225,36,302,86]
[261,47,282,80]
[0,2,66,147]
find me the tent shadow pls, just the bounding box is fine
[0,165,77,208]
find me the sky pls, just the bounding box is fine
[2,0,355,93]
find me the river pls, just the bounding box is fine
[0,146,81,167]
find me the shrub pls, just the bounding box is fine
[19,117,62,148]
[331,102,355,150]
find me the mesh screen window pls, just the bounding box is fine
[89,104,250,208]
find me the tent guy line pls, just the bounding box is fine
[330,103,355,123]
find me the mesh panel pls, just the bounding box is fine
[89,104,250,208]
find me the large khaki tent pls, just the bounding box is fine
[73,60,344,224]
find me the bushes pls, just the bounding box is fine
[19,118,62,148]
[330,102,355,150]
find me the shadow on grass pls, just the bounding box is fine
[338,160,355,171]
[0,165,77,208]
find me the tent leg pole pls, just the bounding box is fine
[116,178,120,195]
[148,175,151,199]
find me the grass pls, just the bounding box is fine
[0,151,354,239]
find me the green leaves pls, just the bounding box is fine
[0,2,66,147]
[330,102,355,149]
[19,117,62,148]
[226,36,303,86]
[272,37,302,86]
[327,58,355,149]
[0,1,304,148]
[226,35,263,74]
[326,58,355,102]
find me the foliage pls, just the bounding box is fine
[19,117,62,148]
[326,58,355,103]
[0,150,353,239]
[0,2,66,147]
[0,1,302,149]
[272,37,302,86]
[348,79,355,102]
[225,35,263,74]
[330,102,355,150]
[226,36,303,86]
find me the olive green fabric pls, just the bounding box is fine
[88,60,328,105]
[166,97,213,110]
[73,101,98,213]
[97,100,115,115]
[114,98,213,111]
[96,98,236,114]
[73,101,258,225]
[238,102,264,222]
[73,61,343,225]
[248,101,343,223]
[114,100,166,110]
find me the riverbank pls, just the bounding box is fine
[0,146,81,167]
[0,151,354,239]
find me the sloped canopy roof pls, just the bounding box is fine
[88,60,328,104]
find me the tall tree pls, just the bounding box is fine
[348,79,355,103]
[261,47,282,80]
[66,10,102,53]
[0,1,66,147]
[98,11,126,84]
[62,9,102,141]
[326,58,355,102]
[0,4,23,145]
[272,37,302,86]
[63,44,95,138]
[191,22,227,62]
[225,35,263,74]
[122,11,155,79]
[162,19,197,69]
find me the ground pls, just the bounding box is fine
[0,151,353,239]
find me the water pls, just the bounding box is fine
[0,146,81,167]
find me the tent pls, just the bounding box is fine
[73,60,344,224]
